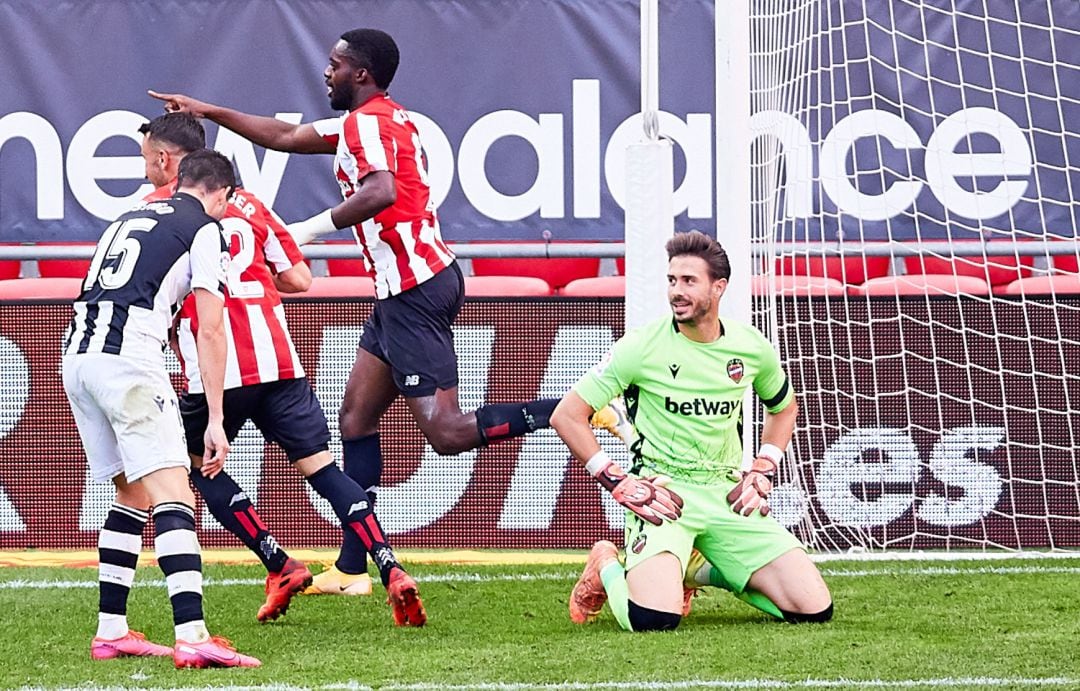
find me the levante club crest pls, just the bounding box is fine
[726,358,744,383]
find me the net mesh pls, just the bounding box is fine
[748,0,1080,551]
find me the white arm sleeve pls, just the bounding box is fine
[190,221,228,299]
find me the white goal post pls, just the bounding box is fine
[727,0,1080,554]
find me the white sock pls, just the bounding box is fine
[96,613,128,640]
[692,562,712,587]
[175,620,209,643]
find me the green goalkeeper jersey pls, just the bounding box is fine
[574,315,793,484]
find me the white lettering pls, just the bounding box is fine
[819,110,924,221]
[0,337,29,531]
[606,111,713,218]
[309,326,495,533]
[213,114,302,206]
[749,110,813,218]
[0,112,64,219]
[409,110,455,211]
[572,79,601,218]
[925,107,1031,220]
[66,110,153,220]
[459,110,564,221]
[918,426,1005,526]
[499,326,620,530]
[817,428,920,527]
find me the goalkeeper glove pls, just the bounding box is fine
[585,451,684,526]
[727,444,782,517]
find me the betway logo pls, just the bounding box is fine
[664,396,741,417]
[1,82,1031,223]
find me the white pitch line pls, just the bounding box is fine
[5,563,1080,591]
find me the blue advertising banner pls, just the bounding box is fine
[0,0,715,244]
[1,0,1078,245]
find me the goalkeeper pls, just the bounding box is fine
[550,230,832,631]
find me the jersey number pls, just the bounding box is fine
[83,217,157,292]
[219,217,264,298]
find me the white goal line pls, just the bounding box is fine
[4,561,1080,591]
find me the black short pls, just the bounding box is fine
[180,378,331,462]
[359,262,465,398]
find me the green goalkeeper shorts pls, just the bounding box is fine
[623,475,805,594]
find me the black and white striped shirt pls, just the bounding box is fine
[63,193,228,363]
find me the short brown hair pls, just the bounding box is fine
[665,230,730,281]
[137,112,205,153]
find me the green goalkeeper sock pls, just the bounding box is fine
[599,561,633,631]
[704,566,784,620]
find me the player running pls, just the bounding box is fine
[551,230,833,631]
[150,28,616,596]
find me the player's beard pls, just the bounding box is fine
[671,296,712,325]
[329,82,354,111]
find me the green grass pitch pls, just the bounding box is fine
[1,558,1079,689]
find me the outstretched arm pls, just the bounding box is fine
[551,392,683,526]
[148,90,334,154]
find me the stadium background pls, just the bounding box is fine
[2,0,1080,553]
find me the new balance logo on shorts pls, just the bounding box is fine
[348,501,369,514]
[404,374,420,387]
[229,492,248,506]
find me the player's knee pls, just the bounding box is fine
[627,600,682,632]
[781,602,833,624]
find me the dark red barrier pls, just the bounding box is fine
[1,296,1078,551]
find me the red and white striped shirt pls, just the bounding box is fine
[145,183,306,392]
[313,93,455,298]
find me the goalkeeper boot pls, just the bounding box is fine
[387,567,427,627]
[681,548,708,617]
[173,636,261,669]
[301,564,373,596]
[590,399,636,446]
[569,540,618,624]
[257,557,314,622]
[91,631,173,660]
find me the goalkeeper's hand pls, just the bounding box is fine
[727,454,778,517]
[586,452,684,526]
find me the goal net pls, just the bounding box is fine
[745,0,1080,553]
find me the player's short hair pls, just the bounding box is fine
[137,112,205,153]
[176,148,236,195]
[665,230,731,281]
[340,28,400,89]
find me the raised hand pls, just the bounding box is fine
[147,89,211,117]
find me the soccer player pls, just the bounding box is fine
[149,28,571,594]
[63,148,260,667]
[550,230,833,631]
[139,113,425,626]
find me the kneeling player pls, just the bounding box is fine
[551,230,832,631]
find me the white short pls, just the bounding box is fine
[62,353,190,484]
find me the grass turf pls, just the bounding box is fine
[1,558,1078,689]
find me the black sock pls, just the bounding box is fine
[153,502,204,628]
[190,468,288,573]
[98,503,147,618]
[475,398,559,445]
[338,434,383,574]
[306,464,400,587]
